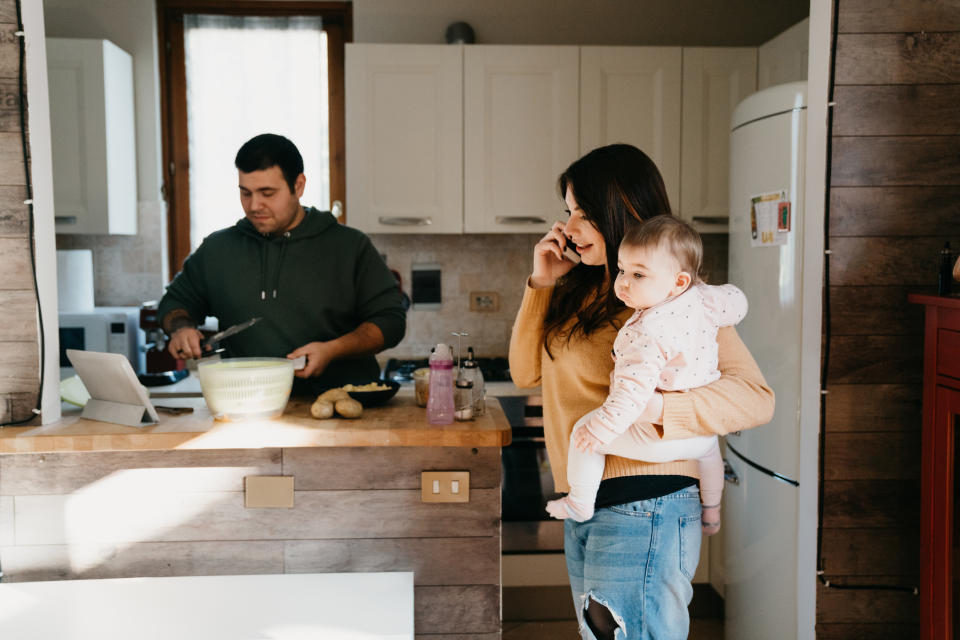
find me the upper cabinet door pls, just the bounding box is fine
[580,47,682,214]
[464,46,579,234]
[346,44,463,234]
[680,47,756,231]
[48,38,138,235]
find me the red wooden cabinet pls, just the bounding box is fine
[910,293,960,640]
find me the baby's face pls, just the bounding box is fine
[614,243,689,310]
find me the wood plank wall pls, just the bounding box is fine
[0,0,38,424]
[0,446,503,639]
[820,1,960,637]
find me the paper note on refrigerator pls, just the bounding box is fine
[749,189,790,247]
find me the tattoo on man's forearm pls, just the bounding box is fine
[163,309,196,336]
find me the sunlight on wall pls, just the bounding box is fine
[63,467,249,573]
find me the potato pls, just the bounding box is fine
[317,388,350,403]
[334,398,364,419]
[310,399,334,419]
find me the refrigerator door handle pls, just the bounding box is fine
[723,458,740,485]
[726,442,800,487]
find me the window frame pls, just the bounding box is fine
[157,0,351,273]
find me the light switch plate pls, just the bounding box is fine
[245,476,294,508]
[421,471,470,503]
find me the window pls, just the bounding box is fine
[158,1,350,271]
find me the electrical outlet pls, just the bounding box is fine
[421,471,470,503]
[244,476,295,508]
[469,291,500,312]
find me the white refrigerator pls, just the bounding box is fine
[724,80,817,639]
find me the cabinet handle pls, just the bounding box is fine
[55,216,77,224]
[495,216,547,225]
[378,216,432,226]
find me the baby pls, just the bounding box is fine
[546,215,748,534]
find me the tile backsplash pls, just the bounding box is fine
[370,233,540,361]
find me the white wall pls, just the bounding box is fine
[352,0,808,46]
[758,18,810,89]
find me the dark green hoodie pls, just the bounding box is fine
[158,208,406,392]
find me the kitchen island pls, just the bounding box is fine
[0,390,510,639]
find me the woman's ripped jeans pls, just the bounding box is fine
[564,485,702,640]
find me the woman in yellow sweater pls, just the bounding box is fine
[509,144,774,640]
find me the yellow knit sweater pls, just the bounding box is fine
[509,282,775,493]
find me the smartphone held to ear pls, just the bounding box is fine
[562,237,581,264]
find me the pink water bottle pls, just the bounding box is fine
[426,343,455,425]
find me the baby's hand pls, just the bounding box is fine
[572,425,603,453]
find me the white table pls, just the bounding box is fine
[0,572,414,639]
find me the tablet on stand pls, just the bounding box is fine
[66,349,160,427]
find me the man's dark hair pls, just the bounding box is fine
[235,133,304,192]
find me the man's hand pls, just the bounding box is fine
[168,327,207,360]
[287,341,336,378]
[572,424,603,454]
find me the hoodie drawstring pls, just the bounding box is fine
[259,231,290,301]
[259,241,268,301]
[273,232,289,300]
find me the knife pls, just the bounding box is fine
[203,317,262,350]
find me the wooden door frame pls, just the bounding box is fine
[157,0,351,273]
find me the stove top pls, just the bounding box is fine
[383,356,511,383]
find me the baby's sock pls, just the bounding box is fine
[701,502,721,536]
[546,495,595,522]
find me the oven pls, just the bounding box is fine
[383,358,563,553]
[496,394,564,553]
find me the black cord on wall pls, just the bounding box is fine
[815,0,917,596]
[0,0,45,429]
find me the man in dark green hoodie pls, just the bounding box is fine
[158,133,406,394]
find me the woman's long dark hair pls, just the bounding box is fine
[544,144,672,357]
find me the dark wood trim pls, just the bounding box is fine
[325,21,346,225]
[831,136,960,187]
[829,186,960,237]
[156,0,351,273]
[838,0,960,34]
[833,85,960,136]
[825,384,922,433]
[835,33,960,85]
[156,1,351,19]
[157,9,191,274]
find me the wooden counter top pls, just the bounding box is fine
[0,391,511,454]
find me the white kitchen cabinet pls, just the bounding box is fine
[47,38,137,235]
[464,46,579,234]
[680,47,756,232]
[580,46,682,215]
[345,44,463,233]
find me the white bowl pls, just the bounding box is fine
[197,357,295,420]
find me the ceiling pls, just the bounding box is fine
[352,0,812,47]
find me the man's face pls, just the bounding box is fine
[239,166,306,235]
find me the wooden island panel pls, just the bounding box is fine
[0,445,504,638]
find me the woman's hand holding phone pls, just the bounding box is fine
[530,221,579,289]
